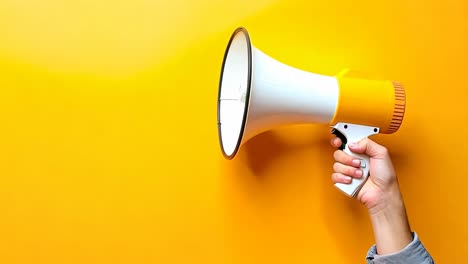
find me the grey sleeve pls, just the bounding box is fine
[366,232,434,264]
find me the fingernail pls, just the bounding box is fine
[352,159,361,167]
[355,170,363,177]
[344,176,352,182]
[349,142,357,148]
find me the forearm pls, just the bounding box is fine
[368,184,413,255]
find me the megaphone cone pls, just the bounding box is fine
[217,27,339,159]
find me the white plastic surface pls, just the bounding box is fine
[243,47,339,141]
[331,122,380,197]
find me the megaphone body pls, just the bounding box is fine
[217,27,405,197]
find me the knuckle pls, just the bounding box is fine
[342,154,353,165]
[334,150,348,163]
[339,165,348,174]
[335,163,355,176]
[347,166,356,175]
[333,162,340,171]
[360,137,369,145]
[344,154,354,165]
[333,150,341,160]
[331,173,341,183]
[334,162,355,176]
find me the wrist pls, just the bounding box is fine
[367,184,413,255]
[367,183,403,216]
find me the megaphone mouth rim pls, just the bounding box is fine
[217,27,252,159]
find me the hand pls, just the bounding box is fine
[331,137,413,254]
[330,137,400,212]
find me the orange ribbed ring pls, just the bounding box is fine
[385,81,406,133]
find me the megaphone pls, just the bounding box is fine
[217,27,406,197]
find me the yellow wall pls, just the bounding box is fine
[0,0,467,263]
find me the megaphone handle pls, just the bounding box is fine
[331,123,380,197]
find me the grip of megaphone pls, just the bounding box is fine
[334,147,370,197]
[331,123,380,197]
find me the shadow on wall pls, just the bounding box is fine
[239,127,332,178]
[242,130,290,176]
[224,125,376,261]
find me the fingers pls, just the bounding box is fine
[331,136,389,159]
[332,172,352,184]
[333,150,362,167]
[348,138,389,159]
[333,161,363,178]
[331,145,363,184]
[330,137,342,148]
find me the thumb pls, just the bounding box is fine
[348,138,388,159]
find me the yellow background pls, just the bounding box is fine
[0,0,467,263]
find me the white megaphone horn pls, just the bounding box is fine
[217,27,406,197]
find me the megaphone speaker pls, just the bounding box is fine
[217,27,406,197]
